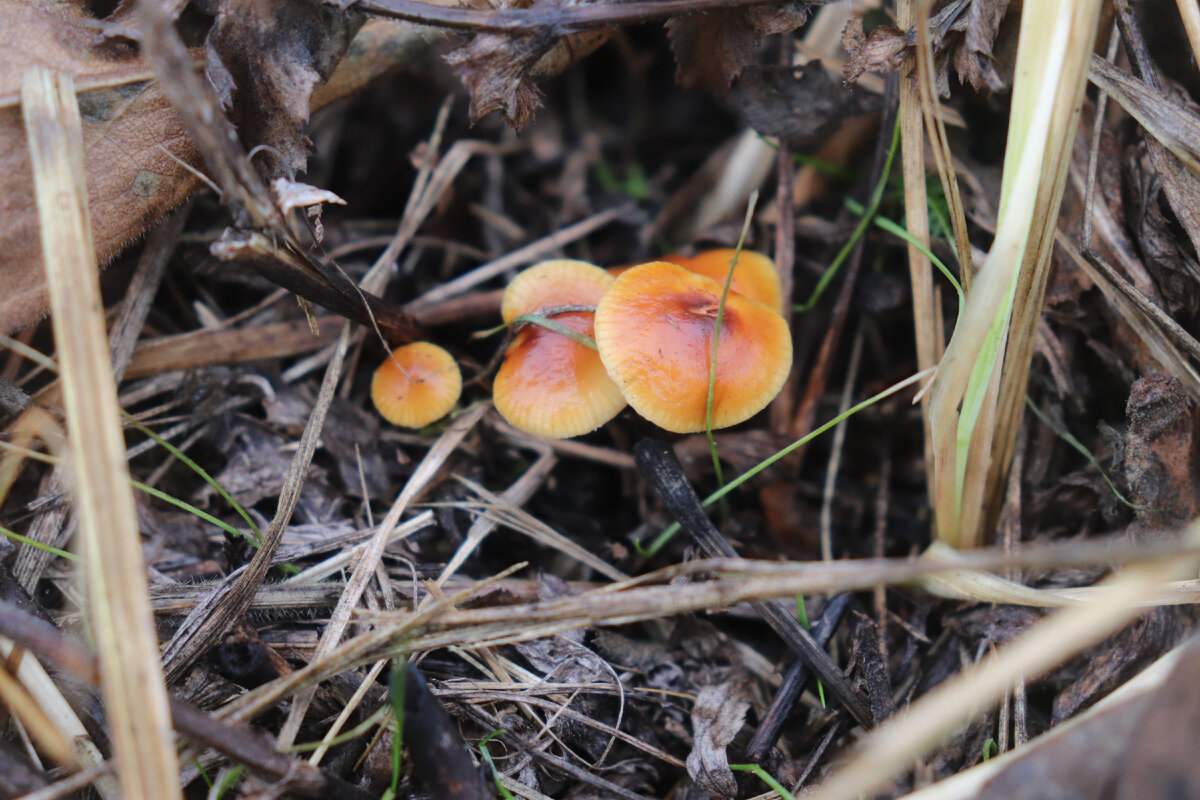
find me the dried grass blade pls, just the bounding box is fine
[0,660,76,768]
[915,0,973,292]
[22,67,180,798]
[807,522,1200,800]
[1089,55,1200,176]
[928,0,1101,547]
[898,0,941,498]
[0,639,118,799]
[276,403,488,747]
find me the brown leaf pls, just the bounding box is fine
[204,0,357,178]
[842,1,1011,93]
[0,0,204,334]
[667,1,809,94]
[1122,375,1200,533]
[949,0,1008,92]
[444,29,551,129]
[841,18,907,86]
[0,3,433,336]
[685,682,749,800]
[444,8,610,130]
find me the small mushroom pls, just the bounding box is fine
[594,261,792,433]
[493,260,627,438]
[663,248,784,314]
[371,342,462,428]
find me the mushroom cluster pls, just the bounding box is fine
[368,250,792,437]
[496,250,791,437]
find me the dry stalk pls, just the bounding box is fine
[22,67,180,798]
[898,0,941,497]
[807,520,1200,800]
[211,535,1200,728]
[928,1,1102,547]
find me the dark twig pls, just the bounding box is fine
[633,438,871,726]
[353,0,793,33]
[402,665,491,800]
[744,594,851,762]
[853,612,895,725]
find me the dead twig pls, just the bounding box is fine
[354,0,797,33]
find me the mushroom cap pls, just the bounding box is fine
[371,342,462,428]
[594,261,792,433]
[494,312,627,438]
[501,259,614,323]
[662,249,784,314]
[494,259,625,438]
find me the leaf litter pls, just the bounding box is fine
[6,1,1200,799]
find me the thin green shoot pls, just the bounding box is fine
[925,175,955,252]
[982,738,998,761]
[754,135,855,180]
[844,198,964,328]
[730,763,796,799]
[1023,397,1154,512]
[793,151,856,181]
[0,437,256,549]
[286,704,389,752]
[194,759,212,789]
[0,522,79,562]
[593,160,650,201]
[705,191,760,499]
[387,660,408,800]
[795,595,826,708]
[794,116,901,313]
[640,367,932,555]
[478,729,516,800]
[131,480,259,547]
[211,765,245,800]
[474,309,598,352]
[122,412,262,544]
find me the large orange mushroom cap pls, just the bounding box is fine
[371,342,462,428]
[662,249,784,314]
[594,261,792,433]
[494,260,626,438]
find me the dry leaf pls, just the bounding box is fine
[444,3,610,130]
[949,0,1008,92]
[205,0,358,178]
[685,682,749,800]
[842,1,1011,94]
[0,0,203,334]
[0,2,433,336]
[841,18,908,86]
[667,1,809,94]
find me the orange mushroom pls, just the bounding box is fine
[371,342,462,428]
[493,260,627,438]
[662,248,783,314]
[594,261,791,433]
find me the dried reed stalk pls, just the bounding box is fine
[928,1,1102,547]
[22,68,180,799]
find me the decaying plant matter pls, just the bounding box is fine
[6,0,1200,799]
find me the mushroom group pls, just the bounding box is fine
[368,249,793,439]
